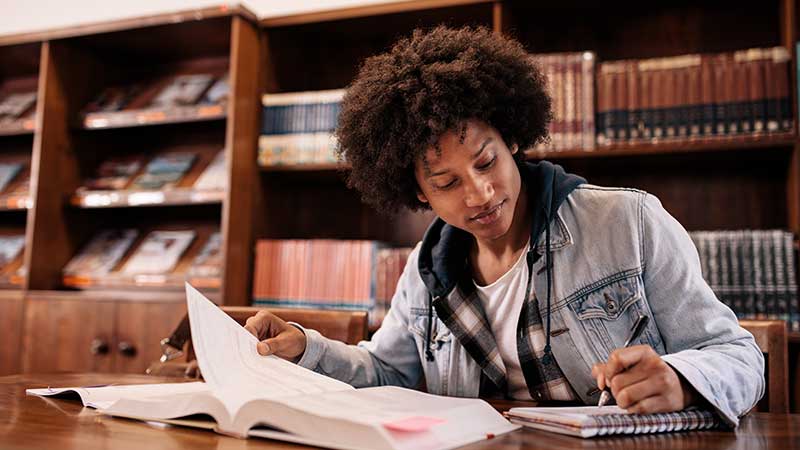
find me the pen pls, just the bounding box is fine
[597,314,650,407]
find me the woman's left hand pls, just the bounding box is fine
[591,345,697,413]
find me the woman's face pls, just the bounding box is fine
[414,119,523,243]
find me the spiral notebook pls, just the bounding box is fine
[506,405,720,438]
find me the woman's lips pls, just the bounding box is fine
[471,200,504,225]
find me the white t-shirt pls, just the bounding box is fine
[473,245,532,400]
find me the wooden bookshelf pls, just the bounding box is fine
[0,6,263,376]
[256,0,800,412]
[0,38,39,305]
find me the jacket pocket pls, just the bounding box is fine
[567,276,662,362]
[408,309,452,394]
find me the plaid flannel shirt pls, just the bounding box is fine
[433,255,577,401]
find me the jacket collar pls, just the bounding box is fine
[533,210,572,254]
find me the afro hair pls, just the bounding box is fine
[336,25,552,213]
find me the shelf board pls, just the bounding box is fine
[81,104,225,130]
[0,119,35,137]
[71,188,225,208]
[62,273,221,291]
[525,133,797,160]
[0,5,257,47]
[0,194,31,210]
[260,0,492,27]
[259,162,348,172]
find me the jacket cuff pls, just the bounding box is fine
[289,322,325,370]
[661,353,739,428]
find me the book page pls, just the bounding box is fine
[186,283,353,399]
[26,382,209,409]
[243,386,519,450]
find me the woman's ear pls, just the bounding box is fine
[416,190,429,204]
[510,143,520,155]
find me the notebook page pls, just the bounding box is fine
[186,283,353,398]
[512,405,628,418]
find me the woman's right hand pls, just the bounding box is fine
[243,310,307,363]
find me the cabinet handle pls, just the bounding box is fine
[90,338,109,355]
[118,341,137,357]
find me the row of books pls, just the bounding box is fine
[373,247,413,328]
[251,239,412,329]
[0,92,36,123]
[258,89,343,167]
[78,150,225,192]
[85,74,229,114]
[532,52,596,152]
[596,47,792,146]
[689,230,799,331]
[62,229,222,286]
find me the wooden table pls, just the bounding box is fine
[2,373,799,450]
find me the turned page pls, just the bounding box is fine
[185,283,354,400]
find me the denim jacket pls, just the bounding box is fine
[297,173,764,427]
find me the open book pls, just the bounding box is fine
[27,284,518,450]
[506,405,719,438]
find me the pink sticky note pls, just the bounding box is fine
[383,416,447,432]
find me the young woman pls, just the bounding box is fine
[244,26,763,427]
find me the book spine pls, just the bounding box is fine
[663,60,678,139]
[614,62,628,144]
[687,58,702,138]
[625,61,640,143]
[772,47,793,132]
[596,63,612,146]
[675,60,689,139]
[581,52,596,150]
[565,54,577,150]
[763,50,780,132]
[651,59,665,141]
[639,61,653,141]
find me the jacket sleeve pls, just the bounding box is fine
[641,193,764,427]
[293,246,424,389]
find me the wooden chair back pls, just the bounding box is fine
[739,320,789,413]
[221,306,368,345]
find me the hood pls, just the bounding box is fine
[417,160,586,298]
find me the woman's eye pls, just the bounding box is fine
[438,180,456,190]
[477,156,496,170]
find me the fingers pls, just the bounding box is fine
[602,345,655,381]
[614,378,664,410]
[256,335,290,357]
[626,396,673,414]
[243,311,268,338]
[244,310,281,340]
[596,345,687,413]
[256,326,307,362]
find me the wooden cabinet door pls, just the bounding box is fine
[114,301,186,374]
[22,297,116,373]
[0,294,24,375]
